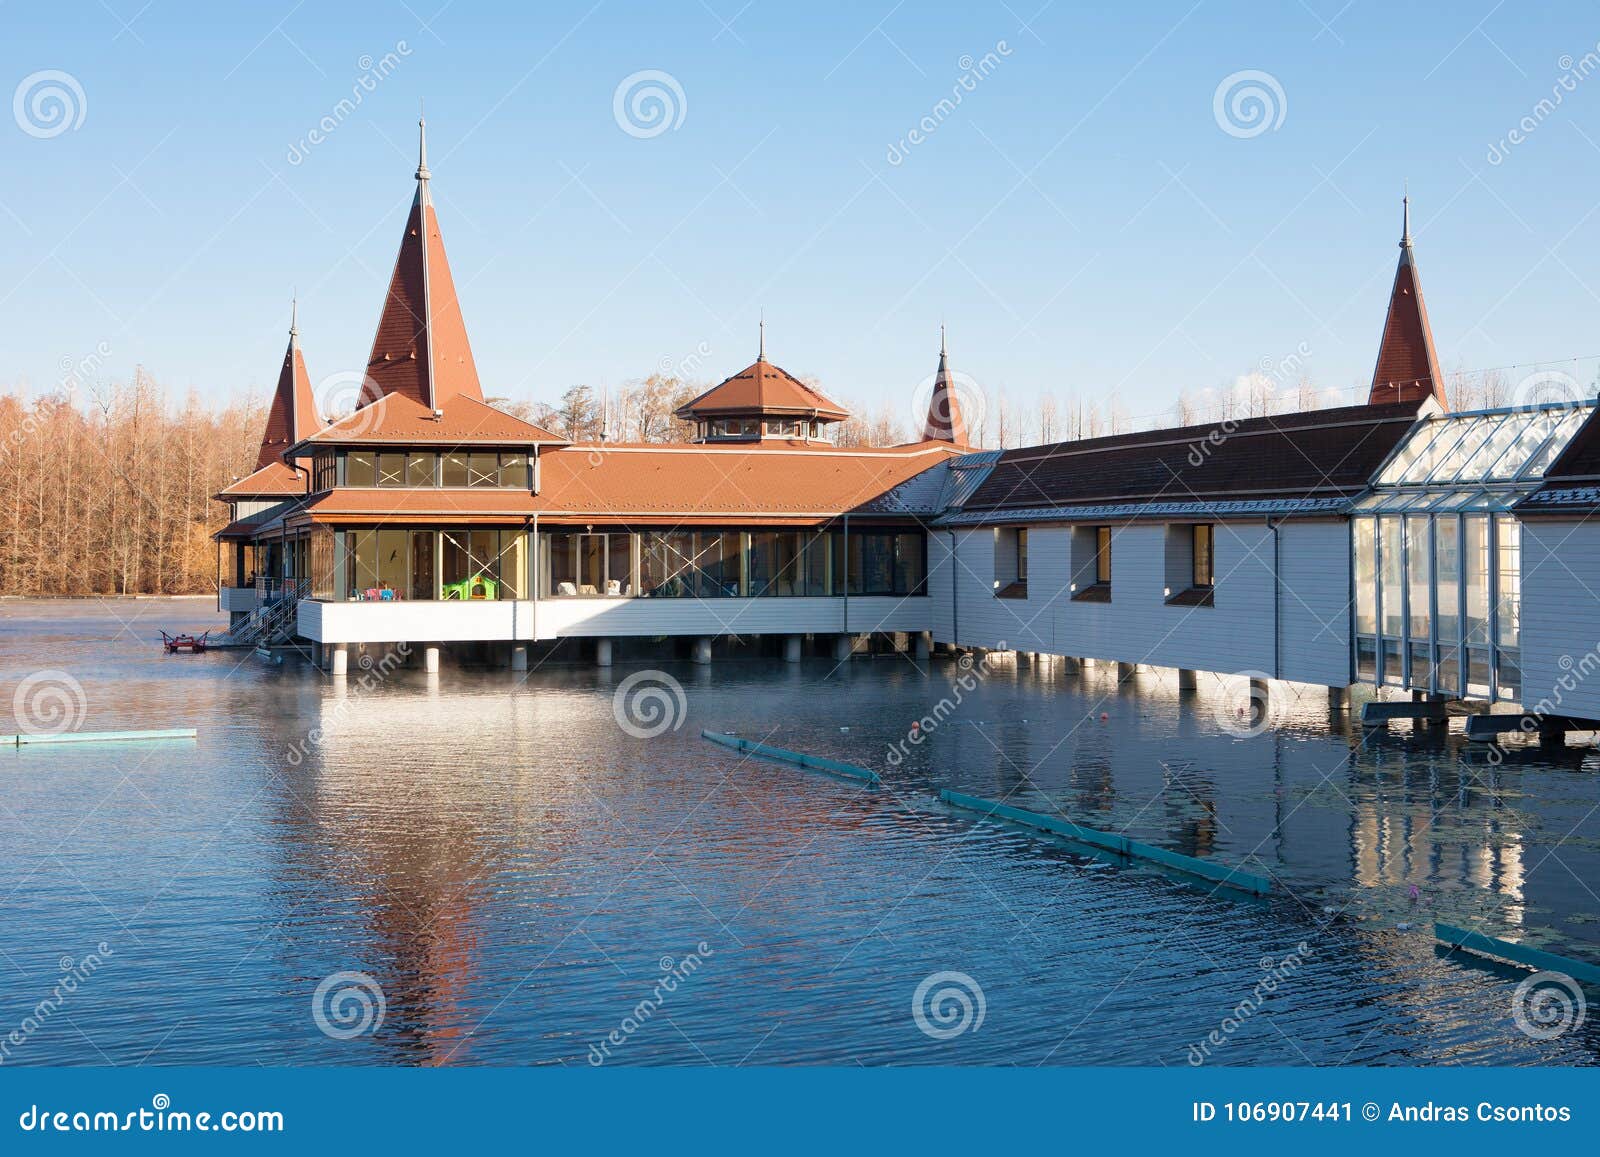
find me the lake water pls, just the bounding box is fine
[1,598,1597,1066]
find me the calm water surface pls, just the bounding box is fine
[2,598,1598,1066]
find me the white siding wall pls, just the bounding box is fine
[299,596,931,644]
[1521,520,1600,720]
[219,586,259,613]
[934,520,1352,687]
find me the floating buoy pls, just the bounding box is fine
[1396,922,1414,932]
[911,721,920,732]
[1099,712,1109,722]
[1408,884,1420,901]
[1322,905,1337,915]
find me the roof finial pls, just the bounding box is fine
[289,293,298,338]
[1401,181,1411,249]
[416,103,431,182]
[758,310,766,361]
[940,321,947,359]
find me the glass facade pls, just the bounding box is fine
[1350,400,1594,702]
[540,528,926,599]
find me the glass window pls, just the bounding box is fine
[345,451,375,487]
[1379,516,1403,638]
[407,453,437,487]
[804,532,831,595]
[1016,529,1029,585]
[1096,526,1112,584]
[1406,515,1430,640]
[1434,517,1460,642]
[546,533,578,596]
[1496,515,1520,649]
[1464,515,1490,646]
[375,453,405,487]
[468,453,499,488]
[500,453,530,489]
[608,534,632,596]
[641,532,696,597]
[441,452,469,487]
[1353,519,1376,636]
[896,532,926,595]
[1192,524,1214,588]
[442,530,502,599]
[410,530,435,600]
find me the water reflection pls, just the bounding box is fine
[1,600,1597,1066]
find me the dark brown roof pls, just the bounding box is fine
[257,322,320,470]
[923,337,969,446]
[960,401,1425,513]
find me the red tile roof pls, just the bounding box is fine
[362,119,483,411]
[923,331,970,446]
[286,441,961,527]
[290,391,565,449]
[675,357,849,421]
[218,459,304,499]
[256,314,321,470]
[1368,198,1446,409]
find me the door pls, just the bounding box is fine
[411,531,435,600]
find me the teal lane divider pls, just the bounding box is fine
[939,789,1273,897]
[4,728,198,747]
[1436,922,1600,985]
[700,730,879,785]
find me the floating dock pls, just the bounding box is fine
[3,728,198,747]
[939,789,1273,896]
[1435,922,1600,984]
[700,730,879,785]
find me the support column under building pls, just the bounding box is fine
[914,632,931,662]
[1328,685,1350,713]
[692,637,713,665]
[1116,661,1137,683]
[510,644,528,672]
[1178,668,1199,690]
[596,638,613,668]
[424,645,440,674]
[330,645,348,677]
[784,635,802,664]
[833,634,855,662]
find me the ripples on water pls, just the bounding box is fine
[1,599,1597,1066]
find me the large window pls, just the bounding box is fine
[441,529,524,600]
[1191,524,1213,588]
[332,449,528,488]
[544,531,632,596]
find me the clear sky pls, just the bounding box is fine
[6,1,1600,429]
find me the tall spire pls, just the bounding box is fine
[1368,190,1446,409]
[257,297,320,469]
[416,106,431,184]
[758,310,766,362]
[923,326,970,446]
[363,114,483,410]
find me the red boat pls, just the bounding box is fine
[161,631,211,654]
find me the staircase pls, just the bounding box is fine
[218,580,309,648]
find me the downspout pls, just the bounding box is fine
[1269,516,1281,680]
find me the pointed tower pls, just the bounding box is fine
[255,298,320,469]
[363,114,483,410]
[1368,194,1447,408]
[922,325,970,445]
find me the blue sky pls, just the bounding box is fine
[6,1,1600,427]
